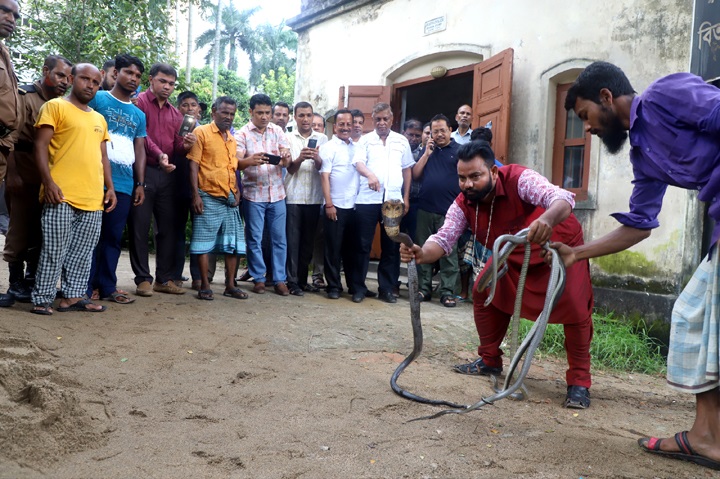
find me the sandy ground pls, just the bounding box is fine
[0,252,713,479]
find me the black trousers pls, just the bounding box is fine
[285,203,320,288]
[128,167,177,285]
[354,203,400,295]
[323,207,359,293]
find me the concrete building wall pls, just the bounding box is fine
[290,0,695,319]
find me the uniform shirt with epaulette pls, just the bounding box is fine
[0,40,19,149]
[13,81,48,184]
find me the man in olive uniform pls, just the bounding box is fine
[0,0,20,307]
[4,55,72,302]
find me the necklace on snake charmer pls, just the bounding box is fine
[472,196,496,277]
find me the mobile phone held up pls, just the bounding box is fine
[307,138,318,149]
[178,114,196,137]
[265,154,282,165]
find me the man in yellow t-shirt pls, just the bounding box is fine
[30,63,116,315]
[187,96,245,301]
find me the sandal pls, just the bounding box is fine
[91,289,100,300]
[417,291,431,302]
[102,290,135,304]
[197,289,214,301]
[453,357,502,376]
[56,298,106,313]
[440,295,457,308]
[455,295,471,303]
[223,287,248,299]
[31,303,53,315]
[638,431,720,471]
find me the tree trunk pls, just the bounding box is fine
[175,1,181,59]
[228,42,236,72]
[211,0,222,101]
[185,0,193,84]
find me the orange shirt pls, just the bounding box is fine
[187,122,238,198]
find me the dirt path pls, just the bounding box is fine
[0,254,710,478]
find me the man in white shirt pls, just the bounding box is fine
[284,101,328,296]
[352,103,415,304]
[451,104,473,145]
[320,109,360,299]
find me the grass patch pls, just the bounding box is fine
[516,311,666,375]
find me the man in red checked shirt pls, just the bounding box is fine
[132,63,196,297]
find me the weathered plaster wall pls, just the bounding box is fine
[292,0,694,298]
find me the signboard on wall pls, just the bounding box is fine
[423,15,446,36]
[691,0,720,81]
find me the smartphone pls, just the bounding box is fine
[307,138,317,149]
[178,114,196,137]
[265,153,282,165]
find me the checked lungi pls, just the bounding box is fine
[32,203,102,305]
[190,190,245,255]
[667,251,720,393]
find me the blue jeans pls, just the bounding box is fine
[242,199,287,283]
[87,192,132,298]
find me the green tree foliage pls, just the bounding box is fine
[195,5,261,75]
[195,5,297,88]
[177,66,250,127]
[10,0,176,80]
[258,67,295,106]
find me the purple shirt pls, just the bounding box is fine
[136,89,185,166]
[615,73,720,250]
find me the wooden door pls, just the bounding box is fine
[338,85,390,134]
[338,85,391,259]
[473,48,513,164]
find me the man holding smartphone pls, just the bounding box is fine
[284,102,328,296]
[236,94,291,296]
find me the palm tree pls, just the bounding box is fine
[250,22,297,87]
[195,4,261,74]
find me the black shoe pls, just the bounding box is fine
[8,281,32,303]
[364,290,377,298]
[303,283,319,293]
[351,292,364,303]
[0,293,15,308]
[288,284,304,296]
[327,290,340,300]
[379,291,397,304]
[564,385,590,409]
[453,358,502,376]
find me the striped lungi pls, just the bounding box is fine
[667,251,720,393]
[190,190,245,255]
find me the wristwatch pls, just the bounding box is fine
[135,182,146,187]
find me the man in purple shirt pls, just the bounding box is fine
[556,61,720,471]
[132,63,196,297]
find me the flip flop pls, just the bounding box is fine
[455,295,471,304]
[197,289,214,301]
[30,303,53,315]
[102,291,136,304]
[638,431,720,471]
[56,299,106,313]
[223,287,248,300]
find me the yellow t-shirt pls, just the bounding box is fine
[35,98,110,211]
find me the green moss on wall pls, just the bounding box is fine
[592,250,662,277]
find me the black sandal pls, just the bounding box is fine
[417,291,431,302]
[440,295,457,308]
[31,303,53,315]
[197,289,214,301]
[223,287,248,299]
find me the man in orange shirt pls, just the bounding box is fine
[187,96,246,301]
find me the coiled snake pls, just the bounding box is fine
[382,200,567,420]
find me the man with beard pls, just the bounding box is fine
[400,141,594,408]
[554,61,720,470]
[188,96,246,301]
[86,54,147,305]
[4,55,72,303]
[411,114,461,306]
[31,63,116,315]
[451,104,473,145]
[100,59,116,91]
